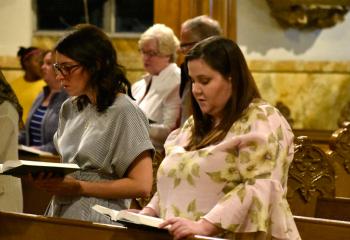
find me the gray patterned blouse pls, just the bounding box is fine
[47,94,154,224]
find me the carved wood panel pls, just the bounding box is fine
[287,136,335,216]
[329,121,350,174]
[288,136,335,202]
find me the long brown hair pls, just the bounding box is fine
[185,36,260,150]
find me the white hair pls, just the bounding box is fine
[139,24,180,62]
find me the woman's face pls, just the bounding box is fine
[54,52,91,98]
[140,38,170,75]
[188,58,232,124]
[41,52,61,91]
[24,53,43,81]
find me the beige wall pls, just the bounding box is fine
[0,0,32,56]
[1,0,350,130]
[237,0,350,61]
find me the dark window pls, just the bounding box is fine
[115,0,153,32]
[37,0,106,30]
[36,0,153,33]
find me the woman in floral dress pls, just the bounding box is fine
[139,36,300,240]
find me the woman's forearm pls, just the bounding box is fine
[79,175,151,199]
[79,152,153,199]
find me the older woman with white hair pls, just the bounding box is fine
[132,24,181,152]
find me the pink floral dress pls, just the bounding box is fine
[146,99,301,239]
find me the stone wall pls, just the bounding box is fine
[249,60,350,130]
[1,35,349,131]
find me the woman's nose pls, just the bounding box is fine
[192,82,201,95]
[55,72,64,82]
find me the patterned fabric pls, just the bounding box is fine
[47,94,155,224]
[29,105,47,146]
[146,99,301,239]
[0,71,23,124]
[19,87,68,153]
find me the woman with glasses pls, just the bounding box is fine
[19,50,68,154]
[132,24,181,153]
[138,37,300,240]
[30,24,154,224]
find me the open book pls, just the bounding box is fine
[92,204,164,228]
[18,144,55,157]
[0,160,80,178]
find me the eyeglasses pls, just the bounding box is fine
[53,63,81,76]
[180,41,198,50]
[139,49,161,58]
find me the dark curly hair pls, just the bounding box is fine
[54,24,133,112]
[17,46,43,70]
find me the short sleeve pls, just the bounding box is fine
[110,100,155,177]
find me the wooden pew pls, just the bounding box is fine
[292,122,350,198]
[0,211,223,240]
[2,210,350,240]
[293,129,332,152]
[328,121,350,198]
[287,136,335,217]
[287,122,350,217]
[315,197,350,221]
[294,215,350,240]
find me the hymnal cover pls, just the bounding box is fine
[92,204,164,229]
[0,160,80,177]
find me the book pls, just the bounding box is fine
[92,204,164,229]
[0,160,80,178]
[18,144,55,157]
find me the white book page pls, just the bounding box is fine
[118,210,164,228]
[92,204,120,221]
[92,204,164,228]
[18,144,54,156]
[0,164,3,173]
[3,160,79,169]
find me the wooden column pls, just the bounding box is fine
[154,0,237,41]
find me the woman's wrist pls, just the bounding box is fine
[77,180,85,196]
[198,218,221,236]
[139,207,157,217]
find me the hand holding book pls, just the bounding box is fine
[27,174,83,197]
[92,205,223,239]
[92,204,164,228]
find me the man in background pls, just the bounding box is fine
[178,15,222,125]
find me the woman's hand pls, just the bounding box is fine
[138,207,157,217]
[26,173,82,197]
[159,217,220,240]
